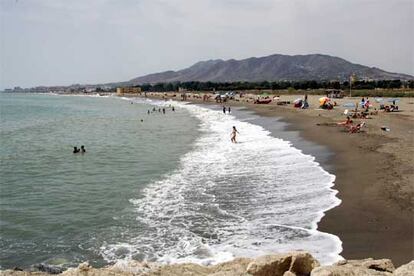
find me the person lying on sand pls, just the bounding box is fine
[347,122,366,133]
[351,112,372,119]
[317,117,352,127]
[384,105,399,112]
[337,116,353,126]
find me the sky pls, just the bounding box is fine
[0,0,413,89]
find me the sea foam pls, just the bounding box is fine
[102,99,342,266]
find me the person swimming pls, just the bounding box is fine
[80,145,86,153]
[73,146,80,153]
[230,126,239,143]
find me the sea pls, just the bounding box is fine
[0,93,342,270]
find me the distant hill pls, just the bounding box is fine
[129,54,413,84]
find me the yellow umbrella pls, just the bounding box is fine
[319,97,330,105]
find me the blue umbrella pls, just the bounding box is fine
[343,103,356,108]
[388,98,400,103]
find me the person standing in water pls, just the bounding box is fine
[228,106,231,114]
[230,126,239,143]
[223,106,226,114]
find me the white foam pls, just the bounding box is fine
[102,99,342,266]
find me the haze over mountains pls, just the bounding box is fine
[129,54,413,85]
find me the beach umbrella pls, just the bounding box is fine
[343,102,355,108]
[387,98,400,103]
[293,98,302,104]
[319,97,330,105]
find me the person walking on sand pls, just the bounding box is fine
[230,126,239,143]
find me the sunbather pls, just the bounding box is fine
[348,122,366,133]
[337,116,353,126]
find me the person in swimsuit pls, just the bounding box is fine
[230,126,239,143]
[73,146,80,153]
[337,116,353,126]
[80,145,86,153]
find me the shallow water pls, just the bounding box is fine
[0,94,341,269]
[0,94,200,268]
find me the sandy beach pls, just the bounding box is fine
[141,91,414,266]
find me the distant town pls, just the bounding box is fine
[2,84,116,94]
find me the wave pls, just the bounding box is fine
[101,99,342,266]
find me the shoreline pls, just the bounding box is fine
[246,104,413,266]
[139,92,413,266]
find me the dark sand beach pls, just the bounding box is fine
[143,92,414,266]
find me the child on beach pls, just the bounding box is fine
[231,126,239,143]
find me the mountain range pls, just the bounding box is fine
[129,54,413,84]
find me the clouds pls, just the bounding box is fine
[0,0,412,89]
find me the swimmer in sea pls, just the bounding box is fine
[80,145,86,153]
[73,146,80,153]
[230,126,239,143]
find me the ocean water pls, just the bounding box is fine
[0,93,341,269]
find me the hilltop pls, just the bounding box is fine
[129,54,413,84]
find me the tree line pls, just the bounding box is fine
[136,80,413,92]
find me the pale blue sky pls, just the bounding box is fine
[1,0,413,89]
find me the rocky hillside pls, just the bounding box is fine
[129,54,413,84]
[2,251,413,276]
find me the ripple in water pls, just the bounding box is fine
[101,100,342,265]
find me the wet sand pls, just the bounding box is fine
[140,92,414,266]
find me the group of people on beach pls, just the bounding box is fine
[73,145,86,154]
[222,106,231,114]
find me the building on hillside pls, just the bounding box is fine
[116,87,142,95]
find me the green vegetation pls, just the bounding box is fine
[135,80,414,97]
